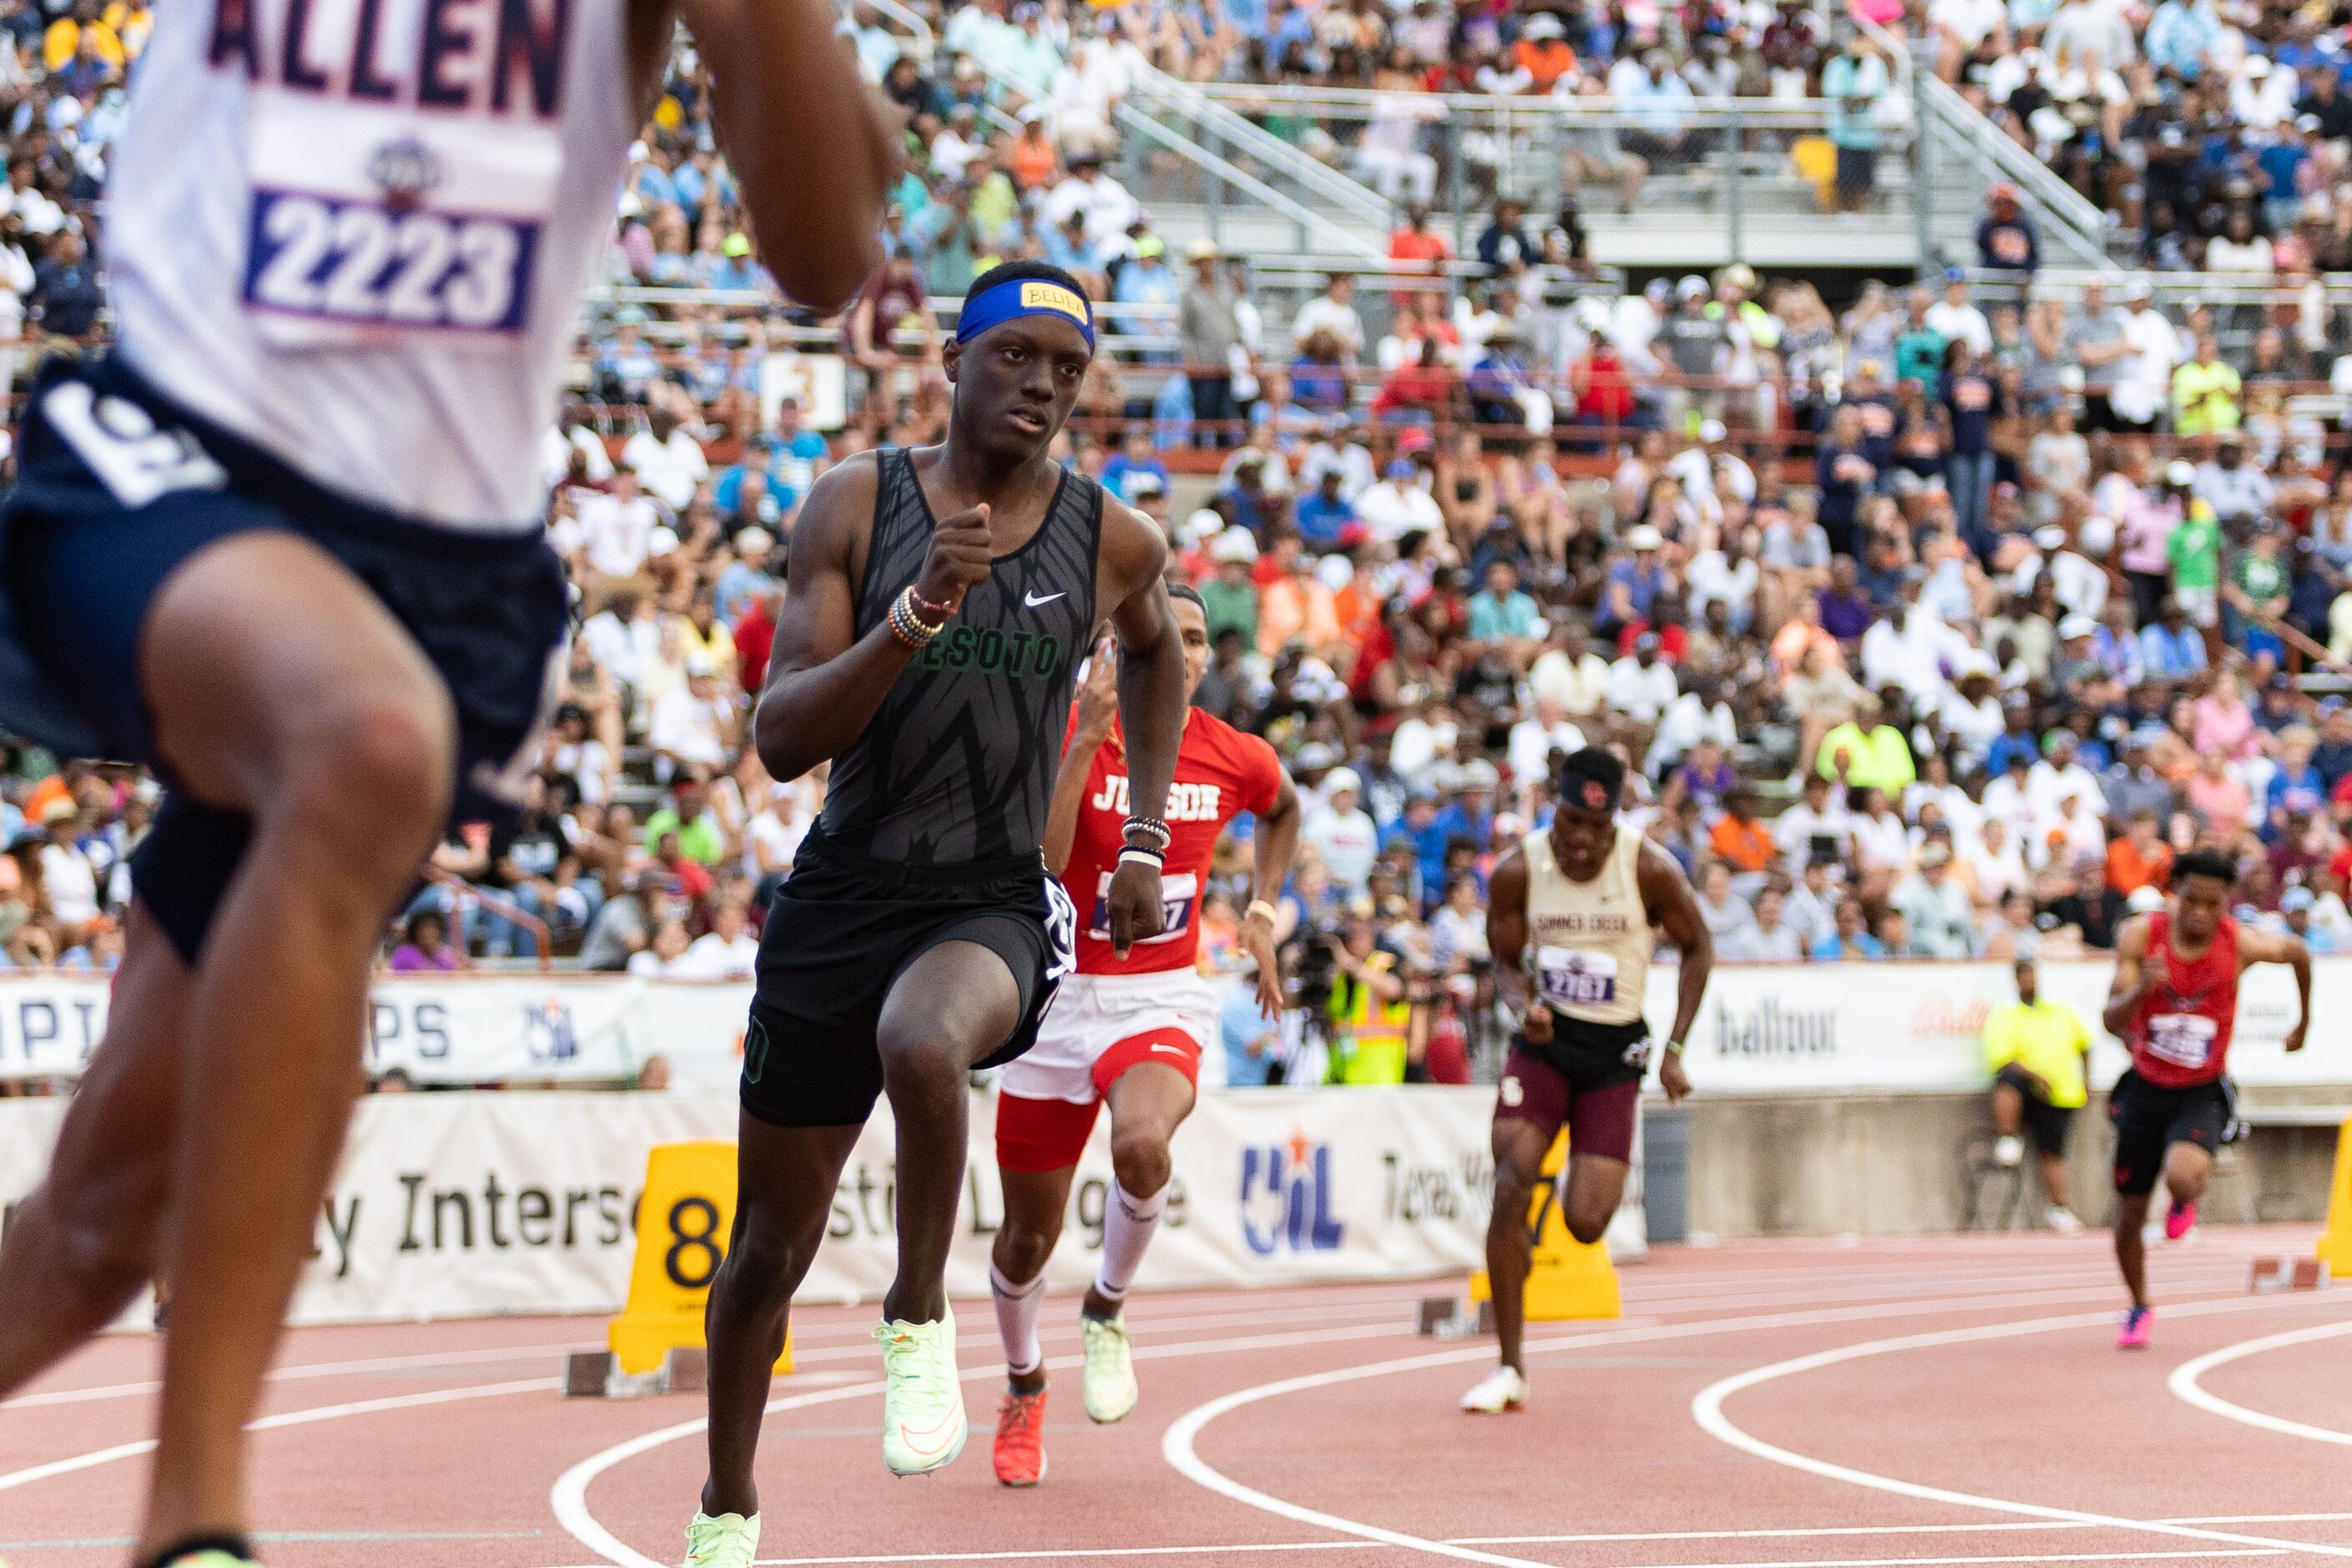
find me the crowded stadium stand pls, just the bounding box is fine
[3,0,2352,1105]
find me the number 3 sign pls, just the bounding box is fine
[608,1141,794,1376]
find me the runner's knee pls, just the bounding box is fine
[1108,1125,1172,1198]
[717,1199,827,1313]
[993,1216,1060,1284]
[1562,1199,1612,1247]
[49,1171,163,1303]
[263,692,455,877]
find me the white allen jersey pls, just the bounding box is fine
[105,0,635,528]
[1521,824,1652,1028]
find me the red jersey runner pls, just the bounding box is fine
[1063,707,1282,975]
[2127,910,2239,1088]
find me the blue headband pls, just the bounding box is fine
[955,275,1095,352]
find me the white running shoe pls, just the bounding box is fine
[2045,1206,2084,1235]
[1991,1136,2024,1168]
[682,1512,760,1568]
[873,1309,967,1476]
[1080,1311,1139,1424]
[1459,1364,1528,1414]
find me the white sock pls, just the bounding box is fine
[1091,1178,1168,1307]
[990,1259,1047,1376]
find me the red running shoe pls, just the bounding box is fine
[994,1387,1048,1487]
[2165,1201,2196,1241]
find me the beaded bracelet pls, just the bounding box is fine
[1122,815,1172,852]
[888,586,947,649]
[907,584,957,623]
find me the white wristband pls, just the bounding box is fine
[1118,847,1164,872]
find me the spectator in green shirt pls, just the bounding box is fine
[2168,498,2223,628]
[1893,286,1948,397]
[2228,524,2291,658]
[1201,528,1262,650]
[640,779,727,867]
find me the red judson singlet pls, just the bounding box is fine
[2127,910,2240,1088]
[1062,708,1282,976]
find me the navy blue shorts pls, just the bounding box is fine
[0,352,570,963]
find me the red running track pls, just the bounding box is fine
[4,1229,2350,1568]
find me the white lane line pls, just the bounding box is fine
[1690,1297,2352,1560]
[559,1268,2259,1568]
[2169,1319,2352,1447]
[742,1546,2289,1567]
[777,1262,2245,1371]
[3,1339,596,1409]
[1158,1275,2282,1568]
[549,1318,1431,1568]
[0,1377,555,1495]
[1459,1513,2352,1545]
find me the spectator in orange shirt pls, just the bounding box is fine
[2103,808,2174,897]
[1258,547,1344,659]
[1710,787,1778,898]
[1386,203,1453,308]
[1008,109,1060,191]
[1513,13,1577,93]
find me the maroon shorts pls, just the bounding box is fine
[1493,1017,1649,1164]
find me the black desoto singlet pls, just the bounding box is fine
[816,448,1103,867]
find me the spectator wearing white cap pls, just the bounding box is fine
[1303,766,1379,894]
[2111,281,2183,432]
[1609,631,1681,727]
[1892,844,1977,959]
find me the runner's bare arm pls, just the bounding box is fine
[1097,499,1183,955]
[2237,926,2313,1052]
[1487,846,1547,1043]
[751,458,991,781]
[1638,840,1710,1105]
[1040,636,1117,877]
[672,0,896,312]
[2103,915,2152,1037]
[1242,768,1302,1018]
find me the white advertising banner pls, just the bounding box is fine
[0,1087,1636,1327]
[1666,958,2349,1095]
[6,957,2350,1094]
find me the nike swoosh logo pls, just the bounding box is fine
[1151,1043,1189,1056]
[1024,590,1067,608]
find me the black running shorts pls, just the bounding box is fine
[741,828,1077,1128]
[2109,1069,2231,1197]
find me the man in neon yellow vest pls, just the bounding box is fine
[1326,913,1412,1084]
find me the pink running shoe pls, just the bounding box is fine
[2164,1201,2196,1241]
[2117,1305,2154,1348]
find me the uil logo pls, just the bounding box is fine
[1239,1130,1344,1255]
[521,998,579,1063]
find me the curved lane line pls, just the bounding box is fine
[549,1318,1429,1568]
[2169,1318,2352,1446]
[1157,1277,2246,1568]
[1690,1298,2352,1559]
[0,1376,555,1495]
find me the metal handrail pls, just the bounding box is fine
[1914,71,2117,275]
[1126,67,1394,224]
[1184,81,1867,129]
[1106,99,1385,257]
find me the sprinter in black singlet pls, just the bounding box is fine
[684,263,1188,1560]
